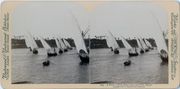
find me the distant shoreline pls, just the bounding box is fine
[11,38,159,49]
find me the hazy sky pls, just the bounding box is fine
[12,1,168,39]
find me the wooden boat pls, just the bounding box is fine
[135,38,144,54]
[144,39,153,50]
[139,38,149,52]
[124,60,131,66]
[55,38,63,54]
[106,31,120,54]
[128,48,138,57]
[58,37,68,52]
[121,36,138,57]
[25,31,39,54]
[150,12,168,62]
[155,35,168,62]
[40,37,57,57]
[42,60,50,66]
[70,11,89,64]
[62,39,72,50]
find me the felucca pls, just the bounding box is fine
[139,38,149,52]
[55,38,63,54]
[58,37,68,52]
[62,39,72,50]
[70,12,89,64]
[135,38,144,54]
[106,31,120,54]
[121,36,138,57]
[150,12,168,62]
[155,33,168,62]
[40,37,57,57]
[143,39,153,50]
[25,31,38,54]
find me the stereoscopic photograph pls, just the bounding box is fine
[10,1,169,84]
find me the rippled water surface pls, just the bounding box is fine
[12,48,168,84]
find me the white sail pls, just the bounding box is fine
[149,11,167,53]
[70,11,88,54]
[106,36,113,48]
[25,31,38,49]
[144,39,152,48]
[107,31,119,50]
[154,33,167,52]
[63,39,71,48]
[55,38,61,48]
[39,37,51,50]
[139,38,148,50]
[58,38,67,50]
[136,38,143,49]
[73,32,88,53]
[24,35,31,48]
[121,37,132,49]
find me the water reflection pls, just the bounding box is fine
[12,48,168,84]
[77,64,89,83]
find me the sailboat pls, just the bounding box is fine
[150,11,168,62]
[136,38,144,54]
[106,31,120,54]
[143,39,153,50]
[25,31,38,54]
[155,33,168,62]
[121,36,138,57]
[58,38,68,52]
[139,38,149,52]
[40,37,57,57]
[63,39,72,50]
[70,11,89,64]
[55,38,63,54]
[120,36,132,66]
[106,35,113,51]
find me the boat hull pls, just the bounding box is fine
[59,49,63,54]
[47,53,57,57]
[33,49,38,54]
[145,49,149,52]
[129,52,138,57]
[79,55,89,64]
[124,60,131,66]
[42,60,50,66]
[160,55,168,62]
[140,49,144,54]
[114,49,119,54]
[64,49,68,52]
[79,49,89,64]
[160,49,168,63]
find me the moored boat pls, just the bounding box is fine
[151,13,168,63]
[139,38,149,52]
[121,36,138,57]
[25,31,39,54]
[124,60,131,66]
[135,38,144,54]
[106,31,120,54]
[58,37,68,52]
[55,38,63,54]
[128,48,138,57]
[63,39,72,50]
[70,11,89,64]
[40,37,57,57]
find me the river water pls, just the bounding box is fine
[12,48,168,84]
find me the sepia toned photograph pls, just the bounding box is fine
[10,1,170,84]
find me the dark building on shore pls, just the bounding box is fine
[12,38,158,49]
